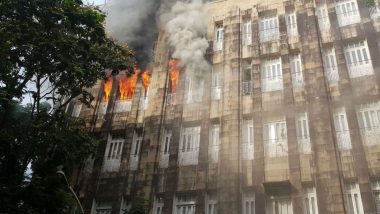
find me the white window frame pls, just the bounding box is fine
[261,58,283,92]
[72,103,82,117]
[356,102,380,146]
[174,196,196,214]
[266,196,293,214]
[206,194,217,214]
[296,113,311,154]
[260,16,279,42]
[243,191,255,214]
[185,77,204,104]
[371,181,380,213]
[153,197,164,214]
[344,40,373,78]
[242,120,254,160]
[345,183,364,214]
[243,21,252,45]
[335,0,361,27]
[316,4,331,31]
[129,131,143,171]
[211,71,221,100]
[159,130,172,168]
[209,124,220,163]
[333,108,352,150]
[286,12,298,37]
[263,120,288,157]
[214,26,224,51]
[178,126,200,166]
[102,135,124,172]
[290,54,304,88]
[304,188,318,214]
[323,48,340,83]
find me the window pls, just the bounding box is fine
[243,68,253,95]
[263,120,288,157]
[304,188,318,214]
[335,0,361,27]
[357,102,380,146]
[174,196,196,214]
[206,194,217,214]
[345,183,364,214]
[72,103,82,117]
[243,21,252,45]
[316,4,331,31]
[260,16,279,42]
[344,41,373,78]
[371,181,380,213]
[214,26,224,51]
[323,48,339,83]
[243,191,255,214]
[261,58,283,92]
[129,131,143,170]
[92,201,112,214]
[242,120,254,160]
[290,54,304,88]
[185,77,204,104]
[102,135,124,172]
[160,130,172,168]
[209,124,220,163]
[333,108,352,150]
[296,113,311,154]
[211,71,221,100]
[178,126,200,166]
[267,197,293,214]
[153,197,164,214]
[286,12,298,37]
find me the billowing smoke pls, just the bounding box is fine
[104,0,163,69]
[162,0,210,75]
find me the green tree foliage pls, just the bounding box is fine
[0,0,134,212]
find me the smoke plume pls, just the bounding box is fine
[104,0,163,69]
[162,0,210,75]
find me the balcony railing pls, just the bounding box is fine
[324,66,339,84]
[211,86,221,100]
[360,127,380,146]
[185,90,203,104]
[178,151,199,166]
[336,130,352,150]
[297,137,311,154]
[242,142,254,160]
[208,145,219,163]
[260,30,280,43]
[264,138,288,157]
[214,42,223,51]
[370,6,380,20]
[337,10,361,27]
[102,158,121,172]
[114,100,132,113]
[242,81,253,95]
[346,60,374,78]
[262,77,283,92]
[292,72,304,88]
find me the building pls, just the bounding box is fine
[68,0,380,213]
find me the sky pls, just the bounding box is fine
[87,0,107,5]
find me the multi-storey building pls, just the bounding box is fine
[69,0,380,213]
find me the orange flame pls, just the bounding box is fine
[169,59,180,93]
[142,71,151,95]
[103,78,113,102]
[119,67,140,100]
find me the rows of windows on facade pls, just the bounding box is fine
[91,183,380,214]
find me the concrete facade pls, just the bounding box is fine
[70,0,380,213]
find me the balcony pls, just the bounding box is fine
[336,131,352,150]
[242,81,253,95]
[360,127,380,146]
[102,158,121,173]
[98,102,108,115]
[264,138,288,157]
[114,100,132,113]
[346,60,374,79]
[213,42,223,52]
[292,72,304,89]
[242,142,254,160]
[297,137,311,154]
[139,97,148,111]
[208,145,219,163]
[211,86,221,100]
[184,90,203,104]
[262,77,283,92]
[370,6,380,20]
[178,150,199,166]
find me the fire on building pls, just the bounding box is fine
[68,0,380,213]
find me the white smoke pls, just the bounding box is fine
[162,0,210,75]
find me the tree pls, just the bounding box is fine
[0,0,134,212]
